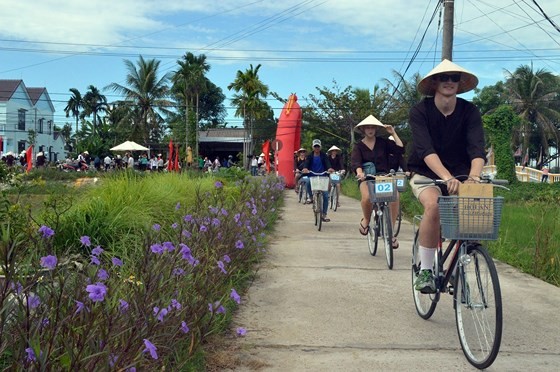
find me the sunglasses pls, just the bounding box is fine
[434,73,461,83]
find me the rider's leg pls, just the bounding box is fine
[360,181,373,225]
[322,190,329,217]
[417,187,441,270]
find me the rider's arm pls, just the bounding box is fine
[424,153,461,194]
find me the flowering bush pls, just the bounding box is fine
[0,175,284,369]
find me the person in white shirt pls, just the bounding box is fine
[103,155,112,171]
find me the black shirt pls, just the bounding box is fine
[407,97,486,179]
[351,137,404,174]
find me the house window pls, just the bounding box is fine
[48,120,53,135]
[18,109,26,130]
[38,118,44,133]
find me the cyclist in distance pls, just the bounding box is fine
[327,145,345,207]
[303,139,334,222]
[408,59,487,294]
[294,147,311,202]
[351,115,404,247]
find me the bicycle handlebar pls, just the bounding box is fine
[304,171,330,176]
[413,176,509,188]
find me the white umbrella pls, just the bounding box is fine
[110,141,149,151]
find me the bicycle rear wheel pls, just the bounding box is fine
[298,182,304,203]
[381,205,393,269]
[454,244,502,369]
[411,229,439,319]
[394,203,402,237]
[314,192,323,231]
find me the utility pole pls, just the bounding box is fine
[442,0,454,60]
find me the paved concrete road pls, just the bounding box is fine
[226,190,560,371]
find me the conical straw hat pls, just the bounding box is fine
[327,145,341,153]
[353,114,387,133]
[417,59,478,96]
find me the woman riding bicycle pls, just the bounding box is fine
[351,115,404,248]
[408,59,486,294]
[294,147,311,202]
[327,145,345,208]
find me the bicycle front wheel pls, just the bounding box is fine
[298,182,304,203]
[332,188,339,212]
[381,205,393,269]
[315,192,323,231]
[454,244,502,369]
[367,214,378,256]
[394,203,402,237]
[411,229,438,319]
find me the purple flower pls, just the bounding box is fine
[162,241,175,252]
[10,281,23,294]
[40,255,57,270]
[111,257,123,267]
[217,305,226,314]
[180,321,190,333]
[25,347,36,362]
[150,243,164,254]
[171,223,178,229]
[199,225,207,232]
[92,246,104,256]
[175,202,181,210]
[27,294,40,309]
[86,283,108,302]
[97,269,109,281]
[235,240,244,249]
[172,267,185,276]
[251,208,257,215]
[38,225,54,238]
[119,299,129,313]
[170,299,182,310]
[211,218,220,226]
[221,208,228,216]
[143,339,158,360]
[152,223,161,232]
[234,213,241,223]
[80,236,91,247]
[181,230,191,238]
[223,254,231,263]
[183,214,193,223]
[230,288,241,304]
[153,307,168,322]
[217,261,227,274]
[75,300,85,315]
[215,181,223,188]
[90,255,100,266]
[209,206,218,214]
[236,327,247,336]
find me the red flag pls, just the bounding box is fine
[262,140,271,173]
[173,145,179,172]
[168,140,174,171]
[25,146,33,173]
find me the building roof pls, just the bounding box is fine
[0,79,23,102]
[27,87,47,104]
[199,128,249,143]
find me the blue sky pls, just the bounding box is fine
[1,0,559,129]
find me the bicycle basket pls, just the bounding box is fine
[395,174,407,192]
[438,196,504,240]
[367,177,397,203]
[310,176,330,192]
[329,173,341,184]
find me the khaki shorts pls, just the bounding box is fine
[409,174,442,199]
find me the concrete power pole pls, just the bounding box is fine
[442,0,454,60]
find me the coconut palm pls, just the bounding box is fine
[228,64,269,155]
[81,85,108,138]
[172,52,210,153]
[504,63,560,160]
[106,56,172,143]
[64,88,83,146]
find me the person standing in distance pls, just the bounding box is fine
[408,59,487,294]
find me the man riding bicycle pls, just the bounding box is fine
[303,139,334,222]
[408,59,487,294]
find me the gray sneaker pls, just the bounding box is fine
[414,269,436,294]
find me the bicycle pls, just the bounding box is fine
[294,170,309,204]
[363,173,398,269]
[411,176,508,369]
[307,171,330,231]
[329,170,345,211]
[392,172,407,237]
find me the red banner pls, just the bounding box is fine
[262,140,271,173]
[168,140,174,171]
[26,146,33,173]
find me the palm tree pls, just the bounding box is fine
[64,88,83,149]
[172,52,210,154]
[504,63,560,162]
[81,85,108,138]
[228,64,269,158]
[106,56,171,143]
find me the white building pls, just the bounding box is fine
[0,79,66,162]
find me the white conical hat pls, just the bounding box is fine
[327,145,341,153]
[417,59,478,96]
[354,114,387,133]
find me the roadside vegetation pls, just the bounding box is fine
[0,165,283,370]
[342,178,560,286]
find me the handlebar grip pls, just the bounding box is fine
[413,180,437,185]
[490,179,509,186]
